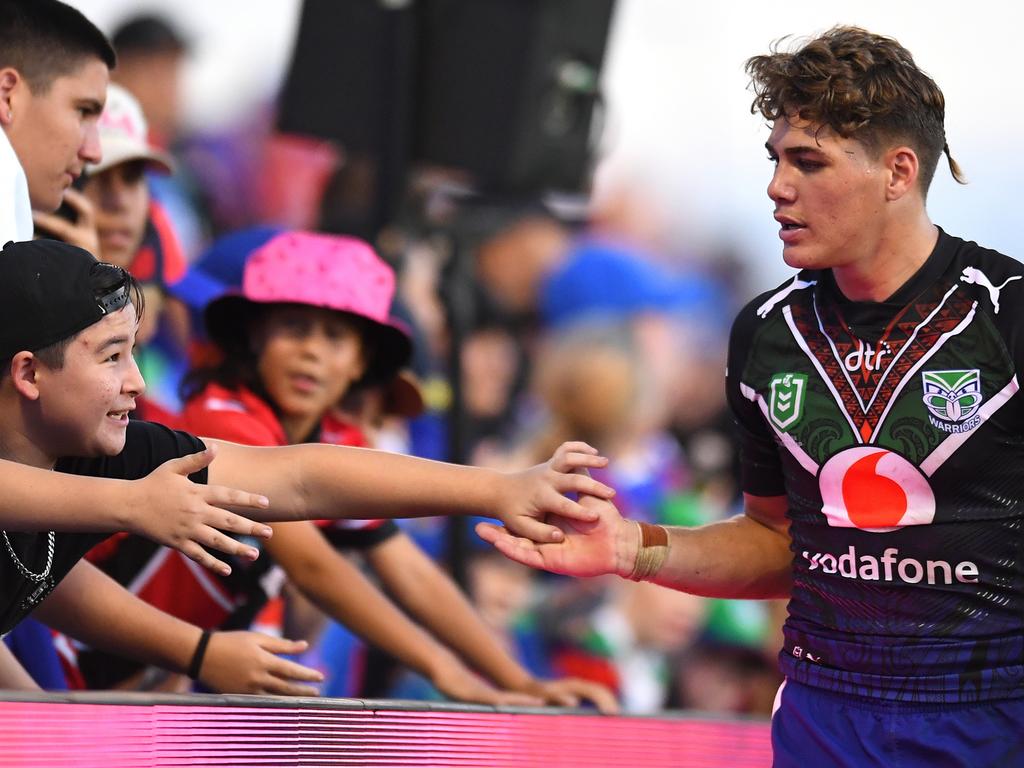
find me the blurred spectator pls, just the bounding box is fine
[550,580,707,714]
[109,12,205,259]
[497,320,717,527]
[460,323,526,453]
[530,322,644,450]
[673,641,781,718]
[83,85,178,320]
[476,215,568,322]
[475,213,738,499]
[476,214,726,330]
[81,83,190,421]
[466,548,544,662]
[109,14,188,149]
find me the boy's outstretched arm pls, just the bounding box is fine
[0,446,273,577]
[33,560,324,696]
[204,440,615,542]
[476,492,794,600]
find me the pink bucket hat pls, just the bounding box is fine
[205,231,412,384]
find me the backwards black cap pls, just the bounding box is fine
[0,240,133,362]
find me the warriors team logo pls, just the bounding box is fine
[921,369,983,433]
[769,373,807,431]
[818,447,936,532]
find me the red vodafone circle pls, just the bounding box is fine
[819,447,935,532]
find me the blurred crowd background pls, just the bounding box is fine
[54,0,1022,717]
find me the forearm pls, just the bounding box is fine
[641,515,793,599]
[301,447,503,518]
[33,561,198,675]
[368,536,532,689]
[271,523,466,680]
[0,463,129,532]
[209,442,503,521]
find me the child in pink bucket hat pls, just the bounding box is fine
[204,231,412,390]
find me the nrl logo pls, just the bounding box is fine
[769,373,807,431]
[921,369,983,434]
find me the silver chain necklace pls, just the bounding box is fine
[1,530,55,583]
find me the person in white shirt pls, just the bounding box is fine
[0,0,115,247]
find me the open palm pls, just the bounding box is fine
[475,493,627,578]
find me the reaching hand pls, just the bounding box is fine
[514,676,620,715]
[127,444,274,576]
[477,492,636,579]
[199,631,323,696]
[495,442,617,543]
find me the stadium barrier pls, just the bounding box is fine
[0,691,771,767]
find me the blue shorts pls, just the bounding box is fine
[771,679,1024,767]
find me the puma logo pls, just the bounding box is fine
[757,276,817,318]
[960,267,1022,315]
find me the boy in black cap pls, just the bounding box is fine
[0,240,323,691]
[0,239,613,691]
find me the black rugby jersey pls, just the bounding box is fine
[727,228,1024,703]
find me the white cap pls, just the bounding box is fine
[88,83,174,175]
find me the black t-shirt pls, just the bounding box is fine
[0,421,208,636]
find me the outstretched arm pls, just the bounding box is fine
[477,492,793,600]
[205,440,615,543]
[0,446,273,577]
[365,532,619,713]
[34,560,324,695]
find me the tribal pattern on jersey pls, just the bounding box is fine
[729,230,1024,704]
[788,280,977,444]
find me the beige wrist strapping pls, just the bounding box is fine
[626,521,669,581]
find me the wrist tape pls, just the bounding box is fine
[627,521,669,581]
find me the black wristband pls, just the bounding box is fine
[187,629,212,680]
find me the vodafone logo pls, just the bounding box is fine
[818,447,935,532]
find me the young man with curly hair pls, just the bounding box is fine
[479,26,1024,765]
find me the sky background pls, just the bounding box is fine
[71,0,1024,294]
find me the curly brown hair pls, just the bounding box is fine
[746,26,965,194]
